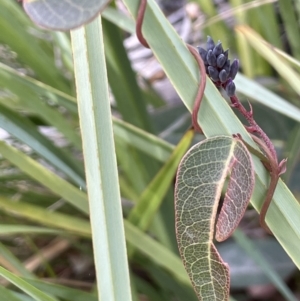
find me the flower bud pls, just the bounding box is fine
[208,66,219,82]
[206,36,215,51]
[229,59,239,80]
[207,50,217,67]
[223,49,229,60]
[223,59,230,74]
[216,54,226,68]
[197,47,208,64]
[219,69,228,83]
[213,41,223,57]
[225,80,236,97]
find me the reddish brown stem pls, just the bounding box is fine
[229,93,284,232]
[230,95,277,162]
[136,0,149,48]
[187,45,206,133]
[250,135,279,233]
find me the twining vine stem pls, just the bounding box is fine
[135,0,286,232]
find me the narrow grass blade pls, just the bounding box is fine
[196,0,231,47]
[23,278,98,301]
[124,219,190,286]
[0,242,34,278]
[0,197,91,238]
[103,19,153,131]
[0,286,24,301]
[0,141,88,215]
[113,118,174,162]
[278,0,300,60]
[229,0,255,78]
[102,6,135,33]
[0,62,172,162]
[0,225,63,236]
[236,25,300,95]
[0,103,85,188]
[233,229,297,301]
[128,129,194,230]
[0,63,81,149]
[284,124,300,183]
[235,73,300,122]
[0,266,58,301]
[71,17,132,301]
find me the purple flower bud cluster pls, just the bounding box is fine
[197,36,239,97]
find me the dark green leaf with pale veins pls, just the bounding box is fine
[175,136,255,301]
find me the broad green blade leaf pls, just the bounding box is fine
[71,17,132,301]
[175,136,254,301]
[0,266,58,301]
[23,0,111,31]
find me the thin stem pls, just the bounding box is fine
[250,135,279,233]
[187,45,206,133]
[136,0,149,48]
[229,94,282,232]
[229,95,277,162]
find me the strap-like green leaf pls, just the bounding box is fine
[175,136,254,301]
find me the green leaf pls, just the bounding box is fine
[71,17,132,301]
[0,266,58,301]
[23,0,110,31]
[175,136,254,301]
